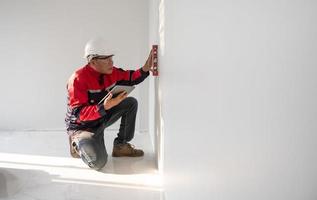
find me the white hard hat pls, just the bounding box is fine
[84,37,114,60]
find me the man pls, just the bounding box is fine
[65,38,153,170]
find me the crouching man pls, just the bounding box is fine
[65,38,153,170]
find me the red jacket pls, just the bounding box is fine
[65,64,149,131]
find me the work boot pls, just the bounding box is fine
[112,143,144,157]
[69,136,80,158]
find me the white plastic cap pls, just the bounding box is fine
[84,37,114,60]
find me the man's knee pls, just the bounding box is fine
[78,139,108,170]
[81,149,108,171]
[88,154,108,171]
[125,97,138,110]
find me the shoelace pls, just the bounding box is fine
[127,143,135,148]
[126,143,139,153]
[116,143,138,152]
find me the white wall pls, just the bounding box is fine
[157,0,317,199]
[0,0,149,131]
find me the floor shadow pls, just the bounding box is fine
[0,168,58,199]
[100,153,157,175]
[0,167,164,200]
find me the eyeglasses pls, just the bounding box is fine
[94,55,114,60]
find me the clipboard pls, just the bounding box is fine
[98,85,135,105]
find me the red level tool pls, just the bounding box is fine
[152,45,158,76]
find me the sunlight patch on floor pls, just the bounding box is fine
[0,152,162,190]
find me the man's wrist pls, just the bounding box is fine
[98,104,107,116]
[142,65,149,72]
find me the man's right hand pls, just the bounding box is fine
[103,92,128,110]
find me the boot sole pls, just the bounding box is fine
[112,153,144,157]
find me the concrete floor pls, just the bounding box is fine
[0,130,163,200]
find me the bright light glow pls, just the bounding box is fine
[0,152,162,191]
[158,97,165,174]
[159,0,165,56]
[52,179,163,192]
[156,0,165,175]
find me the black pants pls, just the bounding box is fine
[72,97,138,170]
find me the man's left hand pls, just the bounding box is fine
[142,49,153,72]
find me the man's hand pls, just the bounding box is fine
[103,92,128,110]
[142,49,153,72]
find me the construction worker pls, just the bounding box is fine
[65,38,153,170]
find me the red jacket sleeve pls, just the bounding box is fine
[114,67,149,85]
